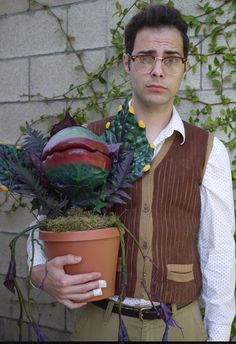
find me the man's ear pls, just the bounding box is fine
[123,53,130,73]
[183,59,190,77]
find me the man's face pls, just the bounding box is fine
[123,27,187,109]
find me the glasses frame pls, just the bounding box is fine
[128,54,188,75]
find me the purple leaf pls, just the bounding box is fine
[3,255,16,294]
[118,313,129,342]
[28,321,48,342]
[160,302,183,341]
[34,322,48,342]
[50,110,77,136]
[108,195,126,204]
[107,143,122,154]
[115,189,131,200]
[29,152,41,169]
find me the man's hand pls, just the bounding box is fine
[31,254,106,309]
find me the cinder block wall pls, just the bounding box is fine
[0,0,235,341]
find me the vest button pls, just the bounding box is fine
[143,203,150,213]
[142,241,148,250]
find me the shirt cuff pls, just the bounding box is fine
[206,322,232,341]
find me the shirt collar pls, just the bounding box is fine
[153,106,185,146]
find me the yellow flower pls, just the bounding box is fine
[150,143,155,149]
[118,104,123,112]
[15,145,21,150]
[105,121,111,129]
[143,164,151,172]
[129,105,135,115]
[0,184,9,192]
[138,120,145,128]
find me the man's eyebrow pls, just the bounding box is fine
[134,49,182,56]
[164,50,182,56]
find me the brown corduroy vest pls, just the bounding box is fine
[87,117,213,304]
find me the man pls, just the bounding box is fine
[28,4,235,341]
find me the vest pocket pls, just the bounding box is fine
[167,264,194,282]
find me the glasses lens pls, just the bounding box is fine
[163,57,183,75]
[134,55,155,73]
[132,55,184,75]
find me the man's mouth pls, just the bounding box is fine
[146,84,168,92]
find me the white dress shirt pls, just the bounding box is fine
[27,106,235,341]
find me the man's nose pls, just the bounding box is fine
[150,59,164,77]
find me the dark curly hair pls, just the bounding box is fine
[124,4,189,58]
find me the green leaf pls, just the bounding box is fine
[214,56,220,66]
[74,65,83,72]
[214,46,227,53]
[205,15,215,24]
[98,76,107,85]
[223,54,234,62]
[201,55,208,63]
[19,126,26,134]
[115,1,122,13]
[212,79,221,88]
[221,95,231,105]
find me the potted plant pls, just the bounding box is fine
[0,97,157,341]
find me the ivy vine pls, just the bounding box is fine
[1,0,235,338]
[27,0,235,183]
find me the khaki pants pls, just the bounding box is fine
[71,300,208,341]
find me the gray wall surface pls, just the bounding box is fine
[0,0,235,341]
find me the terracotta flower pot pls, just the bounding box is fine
[39,227,120,302]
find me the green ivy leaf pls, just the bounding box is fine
[212,79,221,88]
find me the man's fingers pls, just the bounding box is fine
[65,289,102,302]
[59,279,107,295]
[50,254,82,268]
[65,271,102,286]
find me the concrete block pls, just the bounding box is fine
[32,0,83,8]
[30,49,106,99]
[0,100,66,143]
[0,9,67,58]
[0,59,28,102]
[68,97,115,124]
[107,0,137,46]
[176,89,236,145]
[0,197,35,234]
[0,316,70,341]
[202,32,235,90]
[0,0,29,15]
[0,233,28,277]
[35,326,71,341]
[107,47,129,91]
[170,0,203,16]
[180,36,201,91]
[0,275,66,331]
[68,0,107,50]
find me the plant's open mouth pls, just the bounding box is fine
[42,136,109,159]
[40,126,112,189]
[42,147,111,170]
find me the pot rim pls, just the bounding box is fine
[39,226,120,242]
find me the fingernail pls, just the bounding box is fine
[74,256,81,262]
[93,288,103,296]
[98,280,107,288]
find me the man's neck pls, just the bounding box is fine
[132,98,173,143]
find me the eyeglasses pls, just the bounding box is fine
[129,54,187,75]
